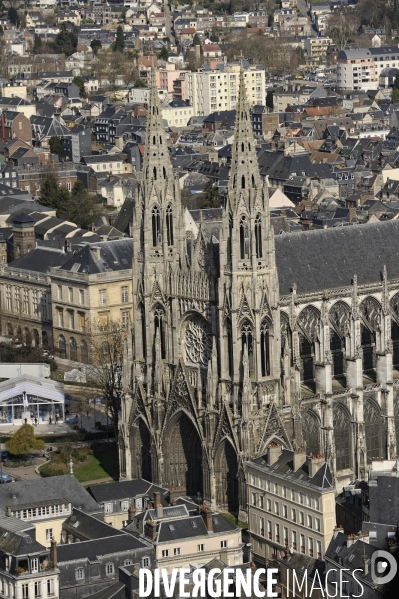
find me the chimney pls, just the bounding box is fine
[6,507,11,517]
[333,525,344,539]
[267,443,282,465]
[201,506,213,532]
[145,519,158,541]
[347,534,356,547]
[306,454,326,478]
[50,539,57,568]
[128,506,136,522]
[154,492,163,518]
[293,449,307,471]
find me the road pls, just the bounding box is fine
[164,0,175,44]
[297,0,309,17]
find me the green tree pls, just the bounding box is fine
[266,90,274,110]
[193,32,201,46]
[113,26,125,52]
[73,75,87,98]
[90,39,102,55]
[392,88,399,104]
[134,78,146,88]
[8,7,19,27]
[50,24,77,57]
[6,424,45,456]
[39,172,59,208]
[63,180,95,228]
[200,179,221,208]
[49,136,62,157]
[159,45,169,60]
[54,187,71,219]
[33,33,42,52]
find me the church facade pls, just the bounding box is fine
[119,66,399,516]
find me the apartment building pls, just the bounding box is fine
[87,480,169,529]
[184,65,266,115]
[126,496,243,573]
[304,37,332,65]
[246,444,336,565]
[337,46,399,92]
[49,239,133,363]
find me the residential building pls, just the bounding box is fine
[49,239,133,363]
[1,111,32,145]
[0,515,60,599]
[126,498,243,573]
[160,101,194,128]
[0,244,68,347]
[0,97,36,119]
[337,46,399,92]
[246,445,336,564]
[184,64,266,115]
[86,1,112,25]
[0,475,101,547]
[87,479,169,528]
[80,155,129,175]
[304,37,332,65]
[156,63,188,93]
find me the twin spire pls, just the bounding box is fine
[143,59,261,202]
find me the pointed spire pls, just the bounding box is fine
[228,62,261,206]
[142,62,173,185]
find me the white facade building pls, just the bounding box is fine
[184,66,266,115]
[337,46,399,92]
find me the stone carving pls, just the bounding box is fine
[184,316,212,367]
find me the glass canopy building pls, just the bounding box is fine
[0,375,64,425]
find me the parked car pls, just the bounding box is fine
[0,472,12,483]
[0,450,9,462]
[66,416,79,425]
[92,397,103,404]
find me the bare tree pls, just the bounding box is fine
[327,12,359,50]
[86,319,127,438]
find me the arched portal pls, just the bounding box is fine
[215,439,239,513]
[164,413,202,497]
[132,419,152,481]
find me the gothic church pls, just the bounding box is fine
[119,65,399,515]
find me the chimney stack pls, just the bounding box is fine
[50,539,57,568]
[267,443,282,466]
[333,525,344,539]
[363,557,369,575]
[128,506,136,523]
[145,520,158,540]
[306,454,326,478]
[293,450,307,472]
[6,507,11,517]
[201,506,213,532]
[154,492,163,518]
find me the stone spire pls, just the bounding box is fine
[228,63,261,206]
[142,63,173,186]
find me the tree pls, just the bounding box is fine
[90,39,102,55]
[113,26,125,52]
[50,24,77,57]
[62,180,95,228]
[33,33,42,53]
[39,172,59,208]
[159,45,169,60]
[200,179,222,208]
[193,32,201,46]
[327,12,358,50]
[86,320,127,438]
[6,424,45,456]
[0,26,4,36]
[49,136,62,157]
[134,78,146,87]
[8,7,19,27]
[73,75,87,98]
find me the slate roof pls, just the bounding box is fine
[62,509,125,540]
[59,238,133,275]
[0,526,46,556]
[275,220,399,296]
[250,449,334,490]
[57,533,148,563]
[9,247,69,273]
[0,475,101,514]
[156,513,236,543]
[87,479,168,504]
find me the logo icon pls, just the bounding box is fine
[371,550,397,585]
